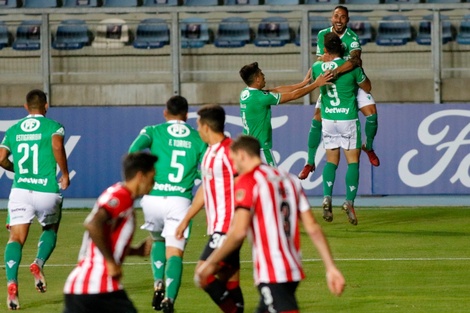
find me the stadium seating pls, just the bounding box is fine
[102,0,138,7]
[133,18,170,49]
[304,0,340,5]
[264,0,299,4]
[424,0,461,2]
[295,15,329,46]
[184,0,219,5]
[383,0,420,11]
[0,0,19,8]
[63,0,101,7]
[12,20,41,51]
[181,17,210,48]
[92,18,130,48]
[254,16,291,47]
[416,14,453,45]
[224,0,259,4]
[375,15,412,46]
[349,15,373,45]
[214,16,250,48]
[143,0,178,6]
[52,20,90,50]
[343,0,380,11]
[0,21,9,49]
[456,14,470,44]
[23,0,58,7]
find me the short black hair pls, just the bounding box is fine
[231,135,261,157]
[333,5,349,17]
[166,95,189,117]
[197,104,225,133]
[324,32,344,57]
[122,152,157,181]
[26,89,47,110]
[239,62,261,86]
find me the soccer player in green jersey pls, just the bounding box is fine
[128,95,206,313]
[239,62,333,167]
[313,32,371,226]
[299,5,380,180]
[0,89,70,310]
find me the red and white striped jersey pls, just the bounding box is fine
[63,183,135,295]
[201,137,236,234]
[234,164,310,285]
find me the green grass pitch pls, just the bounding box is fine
[0,206,469,312]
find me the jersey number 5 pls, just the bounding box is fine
[169,150,186,183]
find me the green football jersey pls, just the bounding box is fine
[312,59,367,121]
[239,87,281,150]
[316,27,361,60]
[129,120,206,199]
[0,114,65,193]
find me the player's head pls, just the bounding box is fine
[197,104,225,143]
[331,5,349,35]
[230,135,261,174]
[25,89,48,113]
[122,152,157,196]
[324,32,344,59]
[165,95,189,121]
[239,62,265,89]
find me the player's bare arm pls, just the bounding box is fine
[52,134,70,190]
[359,76,372,94]
[334,50,362,77]
[270,68,312,93]
[85,207,122,279]
[0,148,14,172]
[128,237,153,257]
[175,185,205,240]
[279,72,333,104]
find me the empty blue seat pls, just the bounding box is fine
[0,0,19,8]
[63,0,100,7]
[184,0,218,5]
[52,20,89,50]
[0,22,9,49]
[143,0,178,5]
[13,20,41,51]
[349,15,373,45]
[225,0,259,4]
[103,0,138,6]
[254,16,291,47]
[416,14,453,45]
[295,15,329,46]
[23,0,58,7]
[215,17,250,48]
[181,17,210,48]
[133,18,170,49]
[456,14,470,44]
[375,15,412,46]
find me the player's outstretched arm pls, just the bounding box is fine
[270,68,312,93]
[279,72,333,104]
[300,210,345,296]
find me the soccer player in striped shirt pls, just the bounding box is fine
[195,135,345,313]
[176,105,243,313]
[63,152,157,313]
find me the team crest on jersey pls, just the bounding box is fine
[107,197,120,208]
[235,189,246,201]
[350,42,359,49]
[21,118,40,132]
[167,123,190,138]
[241,89,250,101]
[321,62,338,72]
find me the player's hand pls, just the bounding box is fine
[314,72,334,87]
[59,174,70,190]
[326,267,346,296]
[130,237,153,257]
[194,261,218,289]
[106,260,122,280]
[324,69,338,80]
[175,219,189,240]
[303,68,312,83]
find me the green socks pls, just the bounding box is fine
[365,114,378,151]
[5,241,22,283]
[322,162,337,197]
[165,256,183,302]
[307,119,323,165]
[151,241,166,284]
[346,163,360,202]
[36,229,57,266]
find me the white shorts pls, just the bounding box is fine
[8,188,63,227]
[322,119,361,150]
[315,88,375,110]
[140,195,191,250]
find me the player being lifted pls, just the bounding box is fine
[129,96,206,313]
[299,5,380,180]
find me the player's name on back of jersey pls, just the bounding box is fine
[169,139,192,148]
[16,134,42,141]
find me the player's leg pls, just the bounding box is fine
[256,282,299,313]
[357,89,380,166]
[299,102,322,180]
[260,149,276,167]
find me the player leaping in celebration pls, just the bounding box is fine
[299,5,379,180]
